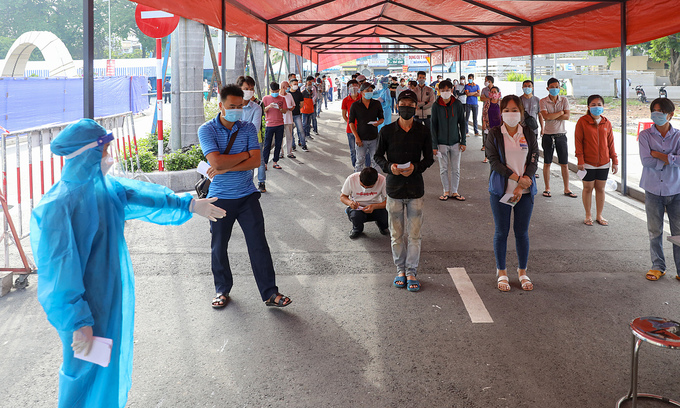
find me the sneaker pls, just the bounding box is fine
[349,229,362,239]
[308,134,315,140]
[314,131,319,136]
[380,228,390,236]
[302,145,309,152]
[292,146,297,152]
[258,182,266,193]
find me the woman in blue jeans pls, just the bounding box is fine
[485,95,539,292]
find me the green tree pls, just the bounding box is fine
[648,34,680,85]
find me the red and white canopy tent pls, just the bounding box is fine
[78,0,679,191]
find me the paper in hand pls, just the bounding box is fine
[435,151,443,159]
[74,337,112,367]
[196,161,213,181]
[397,162,411,169]
[577,169,587,180]
[500,193,518,207]
[367,121,378,125]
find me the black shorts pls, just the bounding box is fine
[582,168,609,182]
[542,133,568,165]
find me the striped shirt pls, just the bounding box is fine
[198,114,259,199]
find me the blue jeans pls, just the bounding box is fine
[645,192,680,273]
[263,125,284,164]
[311,106,318,132]
[355,139,379,172]
[210,193,278,301]
[257,139,266,183]
[387,197,424,276]
[292,114,305,147]
[465,104,479,134]
[301,114,312,145]
[489,192,533,270]
[346,133,357,169]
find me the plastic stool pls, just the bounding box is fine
[636,121,654,141]
[617,317,680,407]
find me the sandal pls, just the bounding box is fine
[212,293,228,309]
[273,164,282,170]
[596,218,609,226]
[393,275,406,288]
[482,158,488,163]
[646,269,665,281]
[406,278,420,292]
[439,195,449,201]
[265,292,292,307]
[542,190,551,197]
[564,191,578,198]
[497,274,510,292]
[584,218,593,226]
[519,273,533,291]
[450,194,466,201]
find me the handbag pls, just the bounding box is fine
[194,129,239,198]
[524,111,538,131]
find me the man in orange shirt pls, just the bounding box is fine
[299,76,315,152]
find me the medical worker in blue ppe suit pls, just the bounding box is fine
[374,77,393,132]
[30,118,226,408]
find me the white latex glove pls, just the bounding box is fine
[72,326,94,356]
[190,197,226,222]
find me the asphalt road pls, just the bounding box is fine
[2,100,679,407]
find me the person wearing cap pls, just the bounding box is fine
[357,74,367,85]
[349,82,385,172]
[31,119,226,408]
[415,71,436,130]
[375,89,434,292]
[261,81,289,172]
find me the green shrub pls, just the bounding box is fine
[164,144,206,171]
[125,148,158,173]
[204,99,220,121]
[505,73,530,82]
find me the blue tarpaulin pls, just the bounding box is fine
[0,76,149,132]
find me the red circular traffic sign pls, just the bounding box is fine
[135,5,180,38]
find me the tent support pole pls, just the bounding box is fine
[485,37,489,77]
[221,0,226,84]
[247,39,263,99]
[530,26,535,84]
[429,53,432,81]
[83,0,94,118]
[265,24,271,86]
[459,45,462,77]
[441,49,444,78]
[620,1,628,196]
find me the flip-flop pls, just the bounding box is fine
[584,218,593,226]
[265,293,292,307]
[519,274,533,291]
[273,164,282,170]
[450,194,466,201]
[393,275,406,288]
[543,190,551,197]
[211,293,228,309]
[646,269,665,281]
[497,275,510,292]
[564,191,578,198]
[439,195,449,201]
[596,218,609,226]
[406,278,421,292]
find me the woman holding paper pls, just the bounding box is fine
[485,95,539,292]
[574,94,618,226]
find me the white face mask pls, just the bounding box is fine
[502,112,522,127]
[243,90,255,100]
[291,85,299,91]
[101,154,114,175]
[440,91,452,100]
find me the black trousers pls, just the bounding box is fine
[347,207,389,232]
[210,192,278,301]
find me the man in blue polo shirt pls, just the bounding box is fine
[198,84,292,309]
[464,73,480,136]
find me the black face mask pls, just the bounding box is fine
[398,106,416,120]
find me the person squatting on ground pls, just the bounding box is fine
[540,77,576,198]
[31,119,226,408]
[198,84,292,309]
[638,98,680,282]
[340,167,389,239]
[349,81,384,172]
[485,95,538,292]
[431,80,467,202]
[574,94,618,227]
[375,89,434,292]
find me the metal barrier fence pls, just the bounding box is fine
[1,112,139,288]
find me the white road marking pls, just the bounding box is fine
[448,267,493,323]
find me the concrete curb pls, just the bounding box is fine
[141,169,201,194]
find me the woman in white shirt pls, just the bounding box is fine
[485,95,539,292]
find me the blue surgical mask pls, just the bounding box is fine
[468,79,473,84]
[651,111,669,126]
[363,91,374,99]
[222,109,243,122]
[523,87,533,95]
[271,92,279,98]
[589,106,604,117]
[548,88,560,96]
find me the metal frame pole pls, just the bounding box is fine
[441,49,444,78]
[221,0,226,85]
[621,1,628,195]
[155,38,164,171]
[485,37,489,77]
[83,0,94,118]
[530,26,535,84]
[265,24,270,86]
[459,45,462,77]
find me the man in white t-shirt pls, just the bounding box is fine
[340,167,389,239]
[280,81,296,159]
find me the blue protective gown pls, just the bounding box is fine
[373,83,393,133]
[30,119,194,408]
